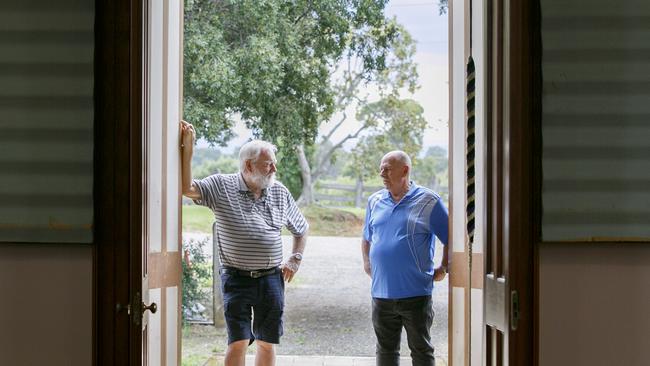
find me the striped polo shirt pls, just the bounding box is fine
[193,173,308,270]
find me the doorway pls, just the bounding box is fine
[178,1,451,364]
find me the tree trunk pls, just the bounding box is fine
[354,175,364,208]
[296,145,314,206]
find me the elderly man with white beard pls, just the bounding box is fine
[180,121,309,366]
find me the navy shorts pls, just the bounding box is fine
[220,269,285,345]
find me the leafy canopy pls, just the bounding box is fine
[184,0,396,147]
[347,97,428,180]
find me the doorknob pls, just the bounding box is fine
[142,302,158,314]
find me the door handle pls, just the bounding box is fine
[142,301,158,314]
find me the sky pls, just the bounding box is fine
[199,1,449,154]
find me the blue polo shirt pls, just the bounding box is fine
[363,182,449,299]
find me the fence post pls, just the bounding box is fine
[354,177,364,208]
[212,222,225,326]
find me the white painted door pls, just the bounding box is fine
[142,0,184,365]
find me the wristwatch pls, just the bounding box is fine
[291,252,303,261]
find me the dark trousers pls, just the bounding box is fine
[372,295,435,366]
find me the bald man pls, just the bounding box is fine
[361,151,449,366]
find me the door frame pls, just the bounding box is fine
[95,0,144,364]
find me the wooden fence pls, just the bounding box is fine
[314,182,449,207]
[314,182,383,207]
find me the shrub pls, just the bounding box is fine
[182,237,212,323]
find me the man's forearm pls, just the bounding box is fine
[441,244,449,269]
[361,239,370,264]
[361,239,372,277]
[181,146,193,193]
[291,231,307,255]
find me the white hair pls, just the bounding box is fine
[238,140,277,172]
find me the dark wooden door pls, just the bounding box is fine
[483,0,538,364]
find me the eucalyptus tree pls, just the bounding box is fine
[184,0,430,197]
[295,19,419,204]
[345,97,428,205]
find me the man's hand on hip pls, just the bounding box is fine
[281,256,300,282]
[433,266,447,282]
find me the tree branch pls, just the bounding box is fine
[293,1,313,25]
[312,123,368,180]
[322,111,347,142]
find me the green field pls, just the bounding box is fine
[182,205,215,233]
[182,204,365,237]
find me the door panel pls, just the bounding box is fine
[142,0,184,365]
[482,0,536,365]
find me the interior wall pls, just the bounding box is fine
[539,243,650,366]
[539,0,650,363]
[0,244,92,366]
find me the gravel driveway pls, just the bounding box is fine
[279,236,448,362]
[183,234,449,363]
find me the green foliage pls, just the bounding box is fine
[184,0,394,148]
[275,142,312,200]
[193,156,239,179]
[182,203,363,237]
[181,354,210,366]
[347,97,428,180]
[182,237,212,323]
[412,146,449,200]
[191,147,223,167]
[300,205,364,237]
[309,20,419,183]
[183,205,214,233]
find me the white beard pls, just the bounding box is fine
[250,172,276,189]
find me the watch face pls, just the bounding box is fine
[293,253,303,261]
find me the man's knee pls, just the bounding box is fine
[227,339,249,354]
[256,340,275,352]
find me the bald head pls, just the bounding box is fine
[380,151,412,196]
[381,151,412,173]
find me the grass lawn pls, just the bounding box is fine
[182,204,365,237]
[182,205,215,233]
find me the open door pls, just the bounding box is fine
[482,0,536,364]
[140,0,184,364]
[449,0,537,364]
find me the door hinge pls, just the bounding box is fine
[510,290,520,331]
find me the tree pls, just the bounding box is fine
[184,0,394,147]
[193,156,239,179]
[343,97,428,206]
[296,19,419,205]
[411,146,448,191]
